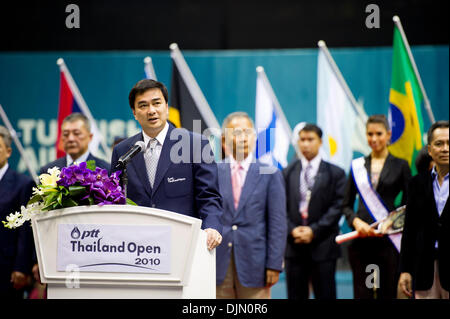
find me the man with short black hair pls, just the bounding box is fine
[398,120,449,299]
[283,123,346,299]
[111,79,223,250]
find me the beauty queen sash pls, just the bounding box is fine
[351,157,402,252]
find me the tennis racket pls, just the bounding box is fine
[336,205,406,244]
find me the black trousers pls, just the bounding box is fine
[285,256,337,299]
[348,236,400,299]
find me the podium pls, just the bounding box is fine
[31,204,215,299]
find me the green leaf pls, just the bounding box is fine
[87,196,94,205]
[27,194,43,205]
[44,191,59,206]
[62,198,79,207]
[86,160,97,171]
[126,198,138,206]
[57,192,63,205]
[68,185,86,197]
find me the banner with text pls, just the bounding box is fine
[57,224,171,273]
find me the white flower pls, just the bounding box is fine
[32,186,44,196]
[2,202,45,229]
[39,166,60,187]
[47,166,61,178]
[3,211,24,229]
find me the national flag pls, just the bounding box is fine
[169,43,220,135]
[351,98,372,157]
[168,60,189,130]
[387,24,425,175]
[316,48,356,172]
[255,68,290,169]
[56,58,108,160]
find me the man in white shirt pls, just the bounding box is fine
[39,113,110,174]
[216,112,287,299]
[399,120,449,299]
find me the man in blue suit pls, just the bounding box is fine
[216,112,287,299]
[111,79,223,250]
[0,126,35,298]
[39,112,110,174]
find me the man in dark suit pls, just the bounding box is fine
[0,125,35,299]
[39,112,110,174]
[111,79,223,250]
[283,123,346,299]
[215,112,287,299]
[399,120,449,299]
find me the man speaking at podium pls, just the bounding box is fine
[111,79,223,250]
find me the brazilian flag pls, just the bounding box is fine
[388,25,425,176]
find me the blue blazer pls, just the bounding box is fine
[39,153,110,175]
[110,123,223,233]
[216,160,287,287]
[0,167,35,291]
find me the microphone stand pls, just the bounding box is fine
[116,162,129,199]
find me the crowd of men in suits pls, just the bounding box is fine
[0,79,448,300]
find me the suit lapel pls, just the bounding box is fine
[310,160,326,198]
[0,167,14,196]
[290,160,301,209]
[426,172,442,221]
[221,163,236,213]
[129,133,152,197]
[236,162,260,214]
[377,153,393,191]
[152,125,176,195]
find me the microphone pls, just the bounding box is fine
[116,140,146,168]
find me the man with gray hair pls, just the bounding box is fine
[215,111,287,298]
[39,112,109,174]
[0,125,35,298]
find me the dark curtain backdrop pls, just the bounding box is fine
[0,0,448,51]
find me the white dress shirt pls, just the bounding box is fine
[0,162,8,182]
[66,150,90,166]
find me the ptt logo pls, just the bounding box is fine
[70,226,100,240]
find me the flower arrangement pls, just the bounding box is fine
[3,160,135,229]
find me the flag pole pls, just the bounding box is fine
[0,104,39,184]
[144,56,158,80]
[393,16,435,123]
[56,58,112,159]
[256,66,302,160]
[169,43,221,137]
[317,40,367,121]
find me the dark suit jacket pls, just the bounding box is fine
[400,171,449,291]
[110,123,223,233]
[216,160,287,287]
[342,153,411,228]
[0,167,35,291]
[39,153,110,175]
[283,159,346,261]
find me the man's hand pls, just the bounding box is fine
[292,226,314,244]
[32,263,41,283]
[265,269,280,287]
[11,271,28,290]
[205,228,222,250]
[398,272,413,298]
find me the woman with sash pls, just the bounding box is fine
[342,114,411,299]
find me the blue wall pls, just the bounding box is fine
[0,46,448,174]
